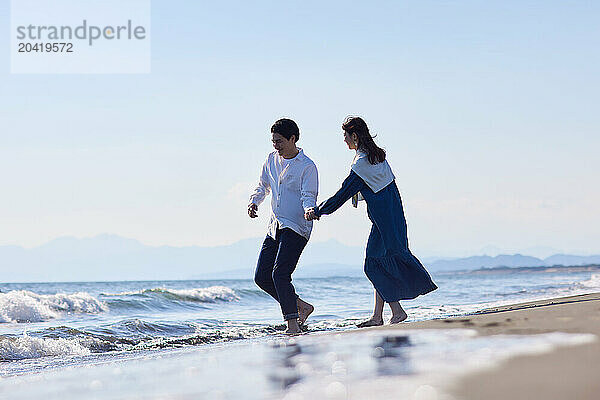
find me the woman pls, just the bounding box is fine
[305,117,437,327]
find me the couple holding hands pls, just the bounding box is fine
[248,117,437,334]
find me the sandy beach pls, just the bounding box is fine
[373,292,600,400]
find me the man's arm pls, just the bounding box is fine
[300,163,318,214]
[248,158,271,218]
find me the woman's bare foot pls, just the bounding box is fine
[388,301,407,324]
[297,298,314,325]
[356,317,383,328]
[285,319,302,335]
[389,310,408,324]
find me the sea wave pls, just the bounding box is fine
[0,319,285,361]
[0,334,91,361]
[0,291,108,323]
[579,273,600,289]
[95,319,200,338]
[102,286,240,303]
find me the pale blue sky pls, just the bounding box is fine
[0,1,598,257]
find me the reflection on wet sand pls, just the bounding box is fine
[268,341,304,389]
[373,335,412,376]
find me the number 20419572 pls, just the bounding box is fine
[17,42,73,52]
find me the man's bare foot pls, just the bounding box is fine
[356,317,383,328]
[389,311,408,324]
[297,298,314,325]
[285,319,302,335]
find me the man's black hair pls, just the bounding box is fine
[271,118,300,142]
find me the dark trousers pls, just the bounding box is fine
[254,228,308,321]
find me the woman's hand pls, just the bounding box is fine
[248,203,258,218]
[304,208,319,221]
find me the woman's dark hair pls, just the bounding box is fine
[271,118,300,142]
[342,116,386,164]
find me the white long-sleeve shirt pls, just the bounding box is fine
[249,149,319,240]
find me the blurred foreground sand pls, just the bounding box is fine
[373,293,600,400]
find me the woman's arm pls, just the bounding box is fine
[314,171,365,217]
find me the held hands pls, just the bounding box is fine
[304,207,319,221]
[248,203,258,218]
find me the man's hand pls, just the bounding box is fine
[304,208,319,221]
[248,203,258,218]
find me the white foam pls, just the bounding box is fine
[0,290,108,323]
[167,286,239,302]
[579,273,600,289]
[408,274,600,321]
[0,334,91,361]
[103,286,239,302]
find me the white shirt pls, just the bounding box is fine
[249,149,319,240]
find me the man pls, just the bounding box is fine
[248,118,318,334]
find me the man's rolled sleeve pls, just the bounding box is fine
[249,160,271,206]
[300,164,318,212]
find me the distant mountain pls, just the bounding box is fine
[1,234,598,282]
[428,254,600,272]
[476,245,562,259]
[461,264,600,275]
[196,263,364,280]
[0,234,364,282]
[428,254,542,272]
[543,254,600,266]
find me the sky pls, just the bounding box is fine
[0,1,598,257]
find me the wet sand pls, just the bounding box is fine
[373,293,600,400]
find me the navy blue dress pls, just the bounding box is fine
[314,171,437,302]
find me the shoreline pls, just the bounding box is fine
[367,292,600,399]
[2,292,599,399]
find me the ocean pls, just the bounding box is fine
[1,270,599,399]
